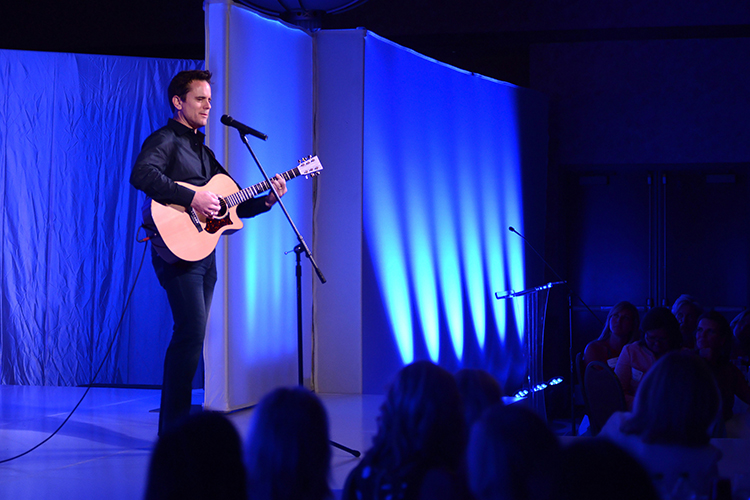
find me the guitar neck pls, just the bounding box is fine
[222,167,301,208]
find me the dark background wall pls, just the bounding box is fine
[4,0,750,415]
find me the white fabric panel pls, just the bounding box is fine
[204,1,315,411]
[311,29,366,394]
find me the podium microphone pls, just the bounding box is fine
[507,226,601,326]
[508,226,566,284]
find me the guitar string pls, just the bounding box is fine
[224,166,302,208]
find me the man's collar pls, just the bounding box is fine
[167,118,205,141]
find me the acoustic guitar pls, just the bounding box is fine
[144,156,322,263]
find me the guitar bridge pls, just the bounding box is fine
[188,208,204,233]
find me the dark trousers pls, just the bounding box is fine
[152,248,217,434]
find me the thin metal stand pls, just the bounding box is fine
[232,128,358,457]
[239,134,325,283]
[291,245,360,457]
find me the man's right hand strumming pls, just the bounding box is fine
[191,190,221,218]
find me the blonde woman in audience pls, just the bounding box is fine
[601,351,722,498]
[583,301,640,368]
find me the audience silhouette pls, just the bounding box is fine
[455,368,504,429]
[144,411,246,500]
[601,350,722,497]
[245,386,332,500]
[141,322,750,500]
[342,360,469,500]
[538,438,660,500]
[467,404,559,500]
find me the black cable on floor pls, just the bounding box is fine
[0,241,149,464]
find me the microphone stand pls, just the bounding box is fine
[508,227,602,436]
[287,244,361,457]
[234,131,359,457]
[238,133,325,284]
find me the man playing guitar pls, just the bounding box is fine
[130,70,287,434]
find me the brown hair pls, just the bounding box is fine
[168,70,213,112]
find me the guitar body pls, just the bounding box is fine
[150,174,244,262]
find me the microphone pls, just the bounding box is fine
[508,226,565,283]
[220,115,268,141]
[507,226,603,326]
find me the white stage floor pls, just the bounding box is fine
[4,386,750,500]
[0,386,380,500]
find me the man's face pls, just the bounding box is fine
[173,80,212,130]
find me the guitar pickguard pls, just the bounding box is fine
[205,215,234,234]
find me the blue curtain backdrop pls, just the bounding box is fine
[0,49,202,386]
[359,34,549,393]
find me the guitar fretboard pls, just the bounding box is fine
[223,167,301,208]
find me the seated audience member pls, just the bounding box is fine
[245,386,332,500]
[537,438,660,500]
[455,368,503,429]
[583,301,640,368]
[466,404,559,500]
[615,307,681,406]
[671,294,703,349]
[730,309,750,361]
[144,411,246,500]
[342,360,469,500]
[601,351,722,498]
[695,311,750,422]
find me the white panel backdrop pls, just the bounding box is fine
[202,2,548,402]
[204,0,314,411]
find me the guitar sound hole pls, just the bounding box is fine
[217,198,228,218]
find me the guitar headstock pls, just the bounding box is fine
[298,155,323,178]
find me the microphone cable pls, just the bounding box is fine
[0,239,150,464]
